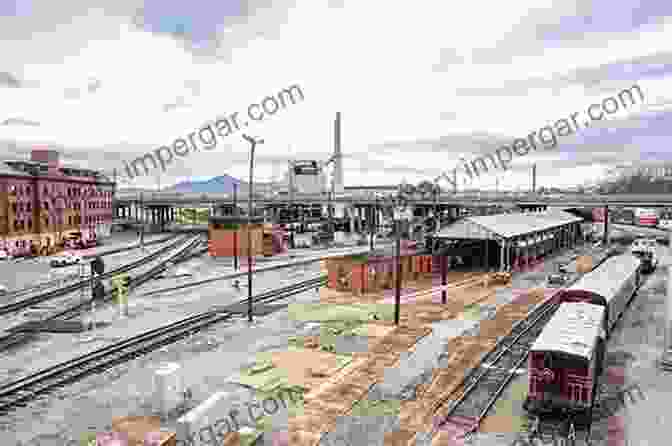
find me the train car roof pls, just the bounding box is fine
[566,254,640,304]
[531,302,605,359]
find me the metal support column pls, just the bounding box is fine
[394,219,401,325]
[603,206,609,245]
[441,254,447,304]
[499,239,505,272]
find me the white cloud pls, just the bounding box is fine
[0,0,670,189]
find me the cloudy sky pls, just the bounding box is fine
[0,0,670,191]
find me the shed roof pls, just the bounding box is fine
[436,210,583,240]
[209,215,265,224]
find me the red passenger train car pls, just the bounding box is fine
[525,302,606,418]
[524,254,642,420]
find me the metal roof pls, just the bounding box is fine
[436,210,583,240]
[567,254,640,304]
[0,161,31,176]
[531,302,605,359]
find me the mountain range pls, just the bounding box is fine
[165,175,245,193]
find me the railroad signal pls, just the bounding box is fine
[91,256,105,275]
[92,282,105,301]
[112,274,130,303]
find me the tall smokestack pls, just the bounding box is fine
[333,112,344,194]
[532,164,536,193]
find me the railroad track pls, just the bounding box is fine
[0,236,205,351]
[0,235,193,316]
[430,299,563,439]
[0,275,327,414]
[1,235,180,302]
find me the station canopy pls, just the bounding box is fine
[435,210,583,241]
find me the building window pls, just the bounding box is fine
[11,203,16,213]
[43,202,49,210]
[27,203,31,212]
[26,186,30,194]
[44,217,49,226]
[68,216,72,225]
[43,186,48,195]
[27,219,31,231]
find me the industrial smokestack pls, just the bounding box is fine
[532,164,536,193]
[333,112,344,194]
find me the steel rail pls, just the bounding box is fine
[430,249,621,444]
[140,243,400,297]
[0,236,204,351]
[0,275,326,413]
[2,234,180,302]
[430,300,560,434]
[0,235,192,316]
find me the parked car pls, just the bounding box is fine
[546,273,567,286]
[0,250,11,261]
[50,252,82,267]
[0,284,7,295]
[640,252,657,274]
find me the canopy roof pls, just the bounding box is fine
[435,210,583,240]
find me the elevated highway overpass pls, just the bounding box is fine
[113,191,672,207]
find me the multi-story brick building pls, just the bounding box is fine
[0,149,115,257]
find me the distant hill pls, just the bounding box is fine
[164,175,246,194]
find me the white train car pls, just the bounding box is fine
[557,254,641,334]
[525,302,606,417]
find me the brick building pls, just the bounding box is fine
[0,149,115,256]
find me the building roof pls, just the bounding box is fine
[435,210,583,240]
[0,161,32,177]
[209,215,265,225]
[531,302,605,359]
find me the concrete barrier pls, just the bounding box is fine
[176,391,239,445]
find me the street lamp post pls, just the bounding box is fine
[243,134,264,323]
[233,182,238,271]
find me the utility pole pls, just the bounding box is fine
[233,182,238,271]
[243,134,264,323]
